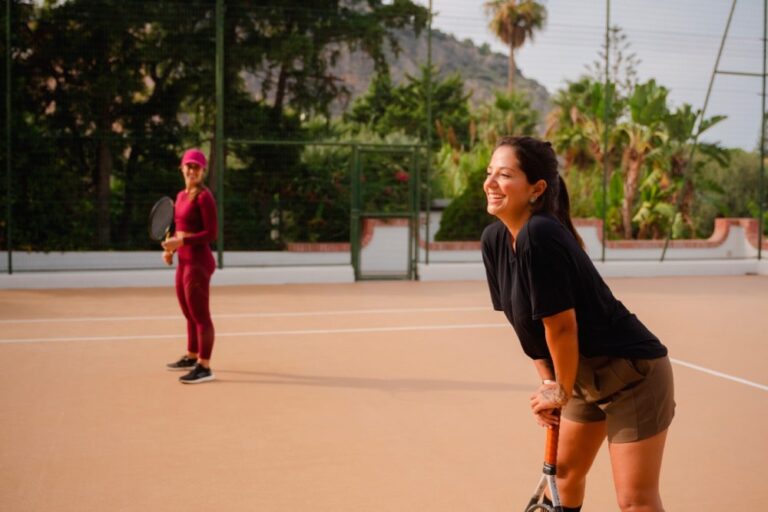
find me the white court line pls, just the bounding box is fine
[0,323,509,344]
[669,358,768,392]
[1,323,765,392]
[0,306,489,324]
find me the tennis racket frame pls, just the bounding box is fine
[149,196,175,242]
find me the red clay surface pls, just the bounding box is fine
[1,276,767,511]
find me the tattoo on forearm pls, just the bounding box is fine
[541,383,568,407]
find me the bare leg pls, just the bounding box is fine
[553,417,607,508]
[609,429,668,512]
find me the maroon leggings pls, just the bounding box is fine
[175,263,215,360]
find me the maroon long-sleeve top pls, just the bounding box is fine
[174,187,218,273]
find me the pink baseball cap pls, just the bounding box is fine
[181,148,208,169]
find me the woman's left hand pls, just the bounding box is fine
[162,236,184,252]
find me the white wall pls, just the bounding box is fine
[2,218,767,289]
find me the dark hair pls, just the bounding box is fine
[495,136,584,247]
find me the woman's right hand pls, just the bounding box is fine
[162,250,173,266]
[530,381,567,427]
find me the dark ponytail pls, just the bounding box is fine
[555,175,584,248]
[494,136,584,248]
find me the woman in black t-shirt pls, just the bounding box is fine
[481,136,675,512]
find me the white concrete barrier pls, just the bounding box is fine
[1,217,767,289]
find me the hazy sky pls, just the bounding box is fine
[427,0,764,150]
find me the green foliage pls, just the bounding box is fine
[221,101,301,250]
[433,143,492,200]
[632,169,678,239]
[692,148,768,237]
[626,79,669,126]
[588,170,624,238]
[270,128,419,246]
[247,0,427,120]
[548,71,729,240]
[8,0,217,249]
[4,0,428,251]
[548,77,624,173]
[476,90,539,142]
[346,66,471,145]
[432,90,539,241]
[563,166,601,218]
[434,163,495,241]
[432,90,537,201]
[282,144,351,243]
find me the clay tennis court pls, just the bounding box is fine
[1,275,766,511]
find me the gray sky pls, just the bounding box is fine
[427,0,764,150]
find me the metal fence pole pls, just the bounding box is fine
[424,0,433,266]
[660,0,737,261]
[351,144,360,280]
[215,0,225,268]
[601,0,611,262]
[759,0,766,259]
[410,147,418,280]
[5,0,12,274]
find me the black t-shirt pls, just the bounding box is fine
[481,213,667,360]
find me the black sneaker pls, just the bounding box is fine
[166,355,198,371]
[179,364,215,384]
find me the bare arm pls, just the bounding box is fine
[530,308,579,426]
[532,358,555,382]
[162,191,218,252]
[542,308,579,397]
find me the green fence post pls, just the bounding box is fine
[5,0,12,274]
[759,0,767,259]
[601,0,610,262]
[410,148,417,280]
[215,0,225,268]
[424,0,432,266]
[660,0,737,261]
[351,144,360,280]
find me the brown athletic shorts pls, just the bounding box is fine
[563,355,675,443]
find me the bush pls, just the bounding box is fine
[434,165,495,240]
[692,148,766,237]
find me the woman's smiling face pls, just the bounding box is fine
[484,145,539,221]
[182,162,205,189]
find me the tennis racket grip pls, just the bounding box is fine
[162,232,173,266]
[543,409,561,466]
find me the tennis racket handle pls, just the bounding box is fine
[544,409,561,466]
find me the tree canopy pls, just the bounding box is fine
[2,0,428,250]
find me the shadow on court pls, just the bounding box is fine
[214,369,526,392]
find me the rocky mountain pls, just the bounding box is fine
[352,31,550,117]
[243,28,552,120]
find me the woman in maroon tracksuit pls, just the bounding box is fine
[162,148,218,384]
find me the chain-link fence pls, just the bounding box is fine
[2,0,766,276]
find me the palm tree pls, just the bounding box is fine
[545,78,625,231]
[618,123,667,238]
[617,80,670,238]
[484,0,547,93]
[547,78,623,174]
[659,105,728,236]
[478,90,539,142]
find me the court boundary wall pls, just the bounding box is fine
[1,217,767,289]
